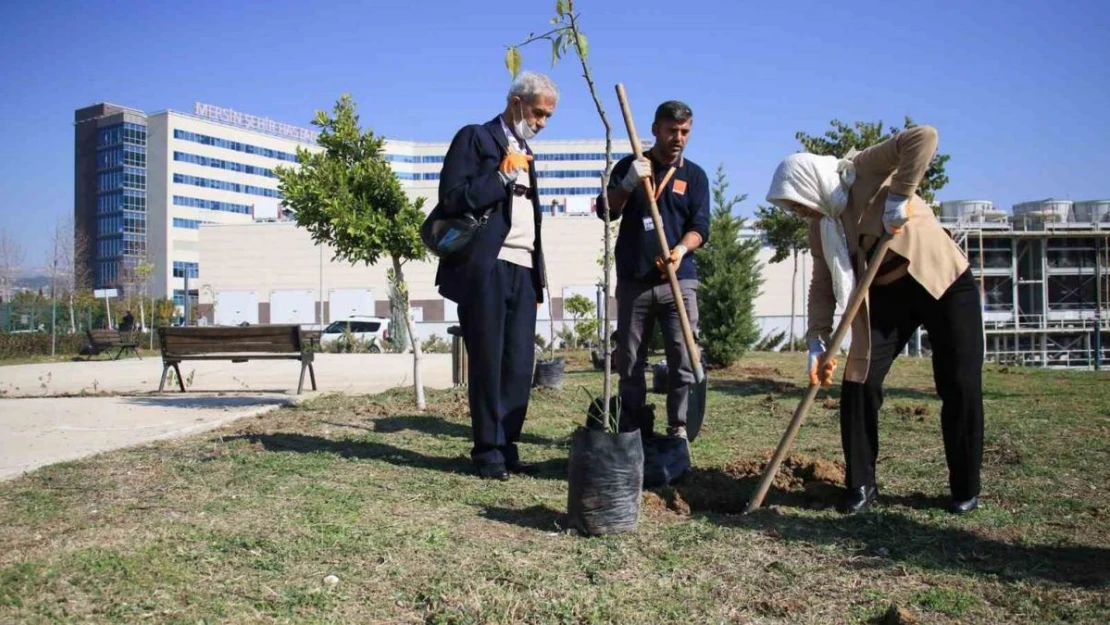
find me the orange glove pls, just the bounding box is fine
[654,244,688,278]
[499,152,533,177]
[807,338,837,387]
[808,356,838,387]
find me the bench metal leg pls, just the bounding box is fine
[172,363,186,392]
[309,362,317,391]
[158,364,170,392]
[297,362,308,395]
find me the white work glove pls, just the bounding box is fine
[619,158,652,192]
[883,192,912,235]
[807,337,837,387]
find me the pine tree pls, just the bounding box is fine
[698,165,763,366]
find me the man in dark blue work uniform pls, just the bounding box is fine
[598,100,710,439]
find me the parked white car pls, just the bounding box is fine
[320,316,391,352]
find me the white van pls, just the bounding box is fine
[320,316,391,352]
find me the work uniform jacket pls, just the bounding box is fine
[807,126,970,383]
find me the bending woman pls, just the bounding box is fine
[765,125,983,515]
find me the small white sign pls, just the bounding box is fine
[93,288,119,298]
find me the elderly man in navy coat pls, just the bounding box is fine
[435,71,557,480]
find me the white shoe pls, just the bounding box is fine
[666,426,687,440]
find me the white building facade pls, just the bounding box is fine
[195,219,814,346]
[78,101,643,313]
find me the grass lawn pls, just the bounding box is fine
[1,351,1108,624]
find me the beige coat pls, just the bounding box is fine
[807,126,970,383]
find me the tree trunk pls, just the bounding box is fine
[50,260,58,357]
[789,249,798,351]
[150,294,156,350]
[393,256,426,411]
[567,5,616,430]
[68,291,76,334]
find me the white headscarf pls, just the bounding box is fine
[766,153,858,310]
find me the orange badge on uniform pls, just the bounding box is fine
[673,179,687,195]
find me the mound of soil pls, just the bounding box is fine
[893,404,932,420]
[666,451,846,514]
[642,487,692,517]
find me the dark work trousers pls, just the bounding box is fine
[458,260,538,468]
[616,279,700,430]
[840,269,984,500]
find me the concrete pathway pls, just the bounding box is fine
[0,353,453,397]
[0,354,454,481]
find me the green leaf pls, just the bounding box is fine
[556,0,566,17]
[551,36,561,65]
[505,46,522,78]
[574,31,588,61]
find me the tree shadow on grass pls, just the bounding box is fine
[709,377,1018,405]
[223,432,472,475]
[651,460,1110,589]
[708,503,1110,589]
[369,414,561,447]
[223,432,568,481]
[481,504,565,532]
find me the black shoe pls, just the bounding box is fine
[477,463,510,481]
[838,484,878,515]
[948,495,979,515]
[506,461,538,476]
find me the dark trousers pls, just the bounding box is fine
[458,260,537,467]
[841,269,984,500]
[616,279,700,429]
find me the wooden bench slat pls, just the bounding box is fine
[163,354,301,361]
[160,326,300,341]
[162,340,300,354]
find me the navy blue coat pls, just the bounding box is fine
[434,116,547,305]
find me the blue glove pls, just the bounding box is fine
[883,192,912,234]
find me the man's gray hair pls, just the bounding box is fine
[507,71,559,104]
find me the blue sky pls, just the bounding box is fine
[1,0,1108,270]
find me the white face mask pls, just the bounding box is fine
[514,101,538,141]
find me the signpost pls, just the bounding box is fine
[93,288,119,329]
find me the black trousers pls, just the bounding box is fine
[840,269,984,500]
[458,260,537,467]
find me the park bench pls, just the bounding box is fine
[82,328,141,361]
[157,324,317,394]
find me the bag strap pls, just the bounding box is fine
[653,166,677,202]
